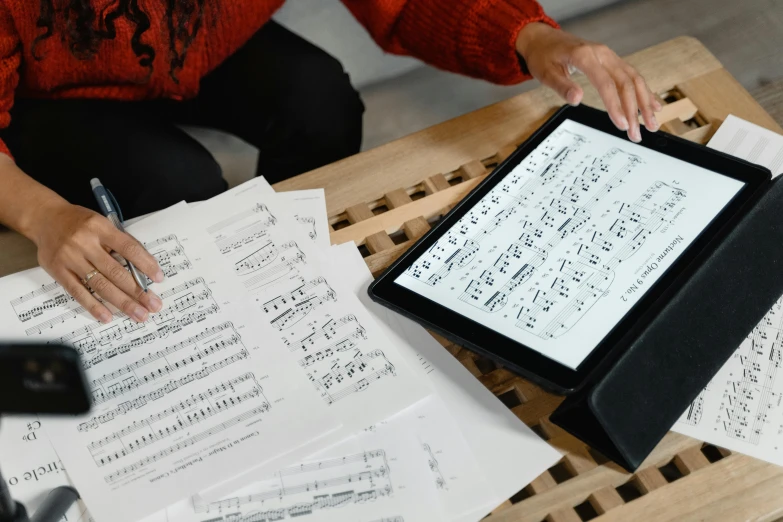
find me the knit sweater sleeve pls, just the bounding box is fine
[0,5,20,158]
[340,0,559,85]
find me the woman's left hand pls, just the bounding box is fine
[516,23,662,143]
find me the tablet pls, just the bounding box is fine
[368,105,770,394]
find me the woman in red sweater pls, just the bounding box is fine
[0,1,660,325]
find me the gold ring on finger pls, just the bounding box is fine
[83,269,100,285]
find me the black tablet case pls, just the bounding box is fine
[550,175,783,471]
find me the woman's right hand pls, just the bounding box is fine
[27,201,165,324]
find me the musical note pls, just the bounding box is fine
[263,278,337,330]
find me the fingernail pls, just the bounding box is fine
[132,306,148,322]
[654,101,663,111]
[649,115,659,131]
[619,116,629,131]
[99,311,112,324]
[566,88,579,106]
[154,270,164,283]
[148,294,163,313]
[630,127,642,143]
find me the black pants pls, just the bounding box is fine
[2,22,364,219]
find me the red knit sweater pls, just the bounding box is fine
[0,1,558,157]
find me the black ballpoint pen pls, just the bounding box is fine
[90,178,149,292]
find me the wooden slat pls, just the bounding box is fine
[365,231,395,254]
[528,471,559,494]
[494,144,517,164]
[384,188,413,209]
[458,159,488,180]
[588,486,625,514]
[330,176,485,246]
[402,217,430,240]
[641,97,699,127]
[633,467,669,494]
[364,242,411,277]
[595,455,783,522]
[679,122,718,144]
[423,173,451,195]
[673,446,711,476]
[677,68,783,134]
[545,507,582,522]
[345,203,375,224]
[661,118,693,135]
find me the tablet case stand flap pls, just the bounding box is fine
[551,176,783,471]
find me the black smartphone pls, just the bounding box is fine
[0,344,91,415]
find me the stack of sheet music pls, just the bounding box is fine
[0,177,562,522]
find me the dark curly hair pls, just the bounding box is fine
[33,0,209,82]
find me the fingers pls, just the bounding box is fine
[540,66,584,106]
[571,46,629,132]
[58,270,113,324]
[76,259,152,323]
[606,65,641,142]
[101,227,164,284]
[623,64,659,133]
[89,249,163,314]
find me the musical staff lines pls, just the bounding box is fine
[284,315,366,353]
[235,242,276,276]
[309,349,396,405]
[721,299,783,444]
[207,203,275,236]
[105,406,269,484]
[295,215,318,241]
[241,242,306,291]
[422,443,447,491]
[88,322,244,404]
[22,243,196,336]
[193,449,392,520]
[263,278,336,330]
[88,377,266,467]
[682,390,705,426]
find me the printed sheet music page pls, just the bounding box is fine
[0,203,338,522]
[395,120,744,369]
[166,402,445,522]
[673,117,783,463]
[191,178,431,500]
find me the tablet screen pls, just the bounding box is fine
[395,120,745,369]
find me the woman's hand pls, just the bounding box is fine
[28,201,165,324]
[516,23,661,143]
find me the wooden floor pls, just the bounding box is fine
[361,0,783,150]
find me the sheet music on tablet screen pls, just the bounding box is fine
[396,120,744,369]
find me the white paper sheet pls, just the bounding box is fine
[191,188,330,249]
[0,416,92,522]
[331,242,562,521]
[189,178,430,500]
[166,398,445,522]
[1,203,337,522]
[673,117,783,461]
[275,189,331,250]
[707,115,783,176]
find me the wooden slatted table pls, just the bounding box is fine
[1,36,781,522]
[274,37,783,522]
